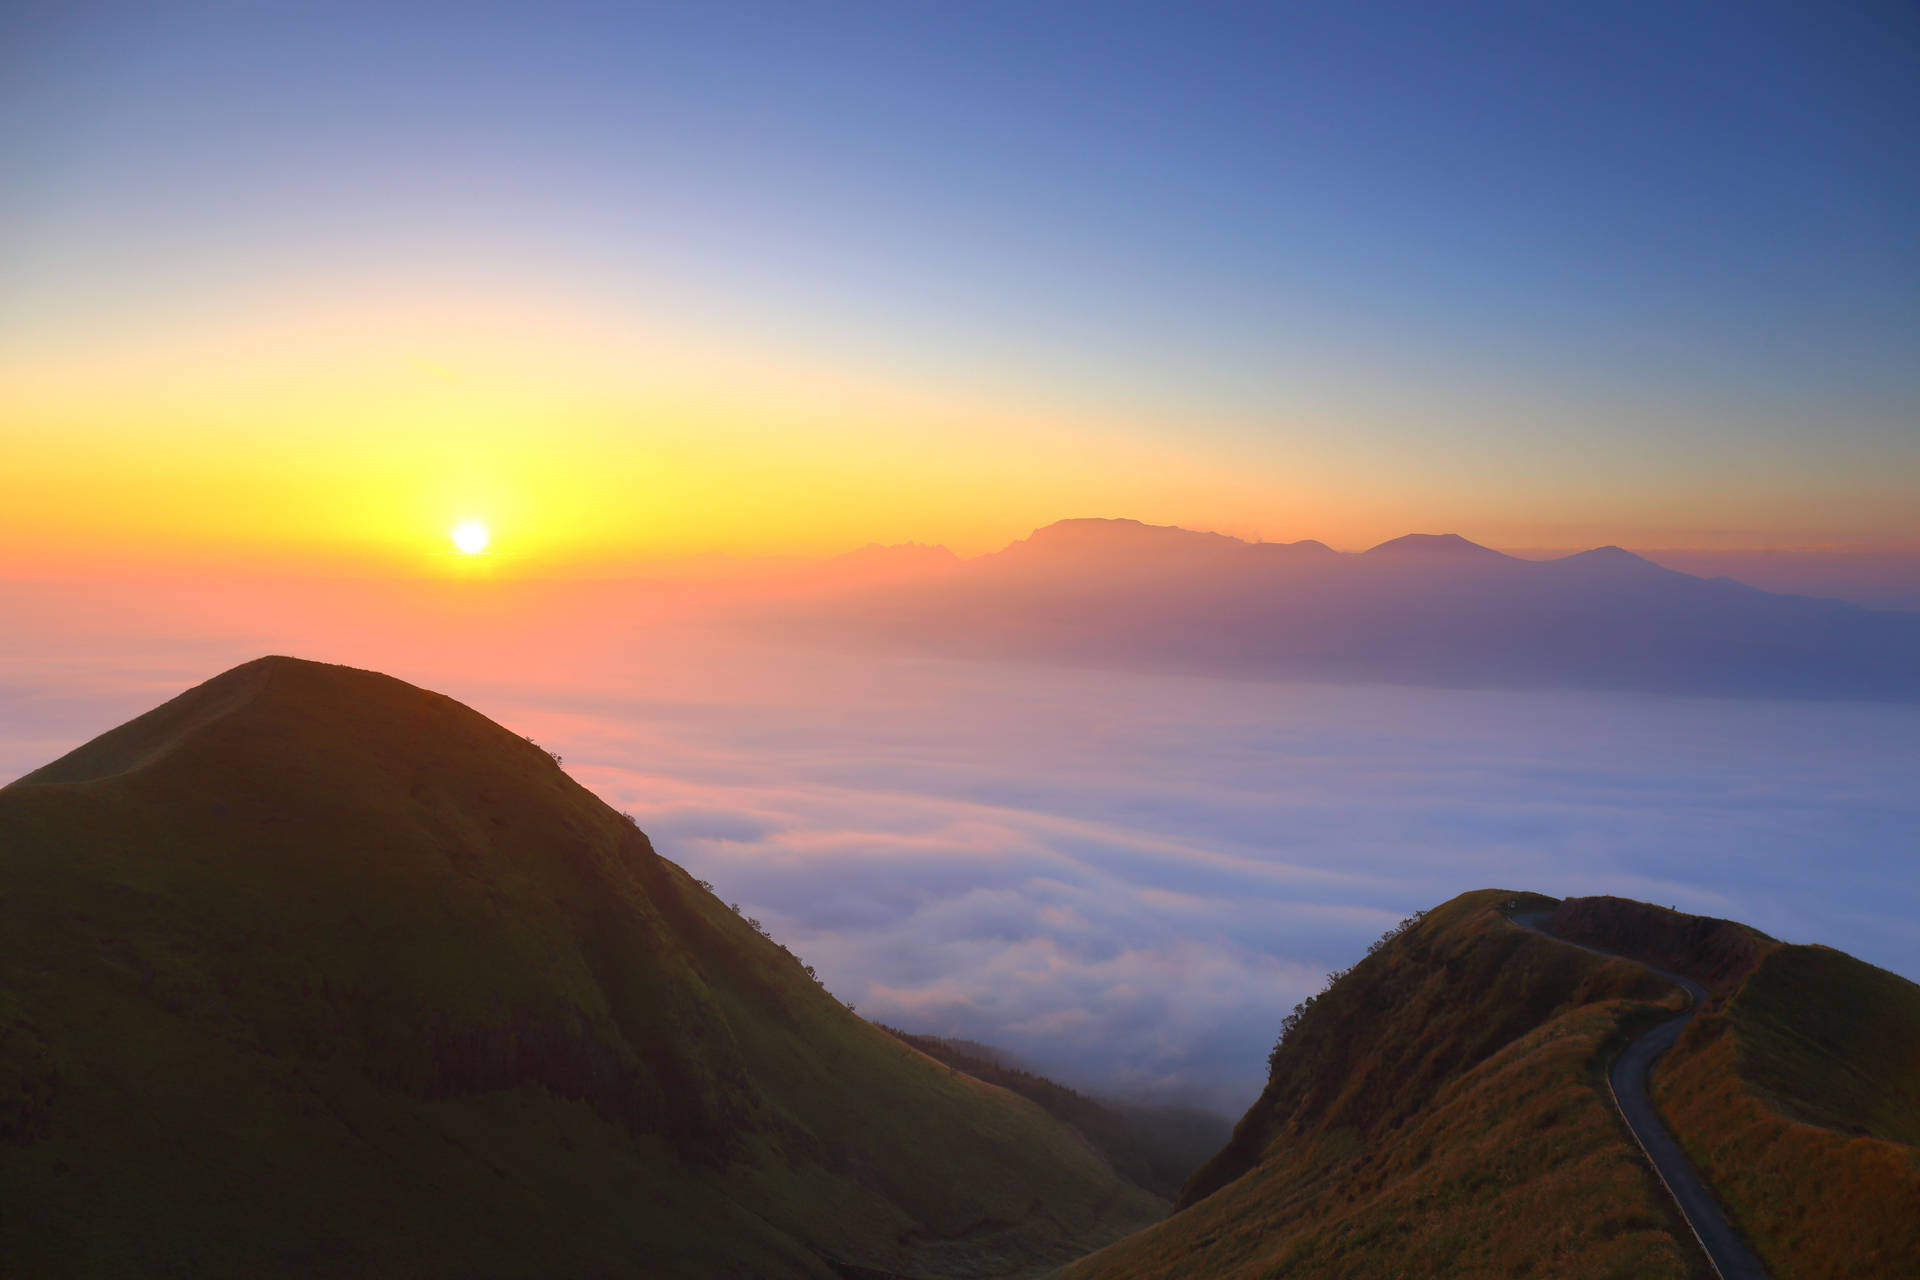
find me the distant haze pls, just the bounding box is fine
[1628,548,1920,614]
[4,529,1915,1113]
[765,520,1920,703]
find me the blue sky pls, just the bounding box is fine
[5,1,1917,553]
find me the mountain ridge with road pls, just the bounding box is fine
[1065,890,1919,1280]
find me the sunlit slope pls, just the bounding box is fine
[0,657,1161,1278]
[1535,894,1920,1277]
[1655,942,1920,1279]
[1064,890,1704,1280]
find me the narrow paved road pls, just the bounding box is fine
[1510,911,1772,1280]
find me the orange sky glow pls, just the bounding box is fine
[5,4,1918,585]
[7,285,1915,581]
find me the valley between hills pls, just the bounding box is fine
[2,657,1914,1277]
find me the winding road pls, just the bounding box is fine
[1510,912,1772,1280]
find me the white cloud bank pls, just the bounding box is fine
[499,645,1920,1112]
[6,583,1916,1114]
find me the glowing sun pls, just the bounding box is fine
[451,520,490,555]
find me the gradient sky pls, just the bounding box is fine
[5,1,1917,570]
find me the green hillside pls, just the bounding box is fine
[0,656,1162,1278]
[1064,890,1706,1280]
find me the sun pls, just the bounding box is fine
[451,519,490,555]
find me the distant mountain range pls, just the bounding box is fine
[793,518,1920,700]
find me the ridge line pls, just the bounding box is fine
[1507,910,1773,1280]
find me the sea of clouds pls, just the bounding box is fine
[5,578,1916,1114]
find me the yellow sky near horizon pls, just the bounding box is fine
[6,288,1916,578]
[0,293,1308,573]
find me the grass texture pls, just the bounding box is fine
[0,656,1161,1278]
[1062,890,1705,1280]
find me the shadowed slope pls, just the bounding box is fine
[0,657,1161,1278]
[1544,896,1776,999]
[878,1028,1231,1201]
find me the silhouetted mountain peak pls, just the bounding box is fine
[1003,519,1335,565]
[13,654,414,788]
[1364,532,1508,559]
[1560,544,1653,566]
[1021,517,1241,550]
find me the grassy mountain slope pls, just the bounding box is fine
[1064,890,1703,1280]
[1528,893,1920,1277]
[878,1028,1230,1200]
[1654,942,1920,1279]
[0,656,1161,1278]
[1543,896,1776,998]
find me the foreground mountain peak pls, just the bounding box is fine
[0,658,1162,1277]
[13,654,426,788]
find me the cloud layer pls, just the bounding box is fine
[6,583,1917,1114]
[490,647,1920,1112]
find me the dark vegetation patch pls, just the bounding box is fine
[878,1027,1230,1200]
[1547,895,1773,999]
[0,1002,56,1145]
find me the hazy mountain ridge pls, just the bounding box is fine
[0,657,1162,1278]
[784,518,1920,701]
